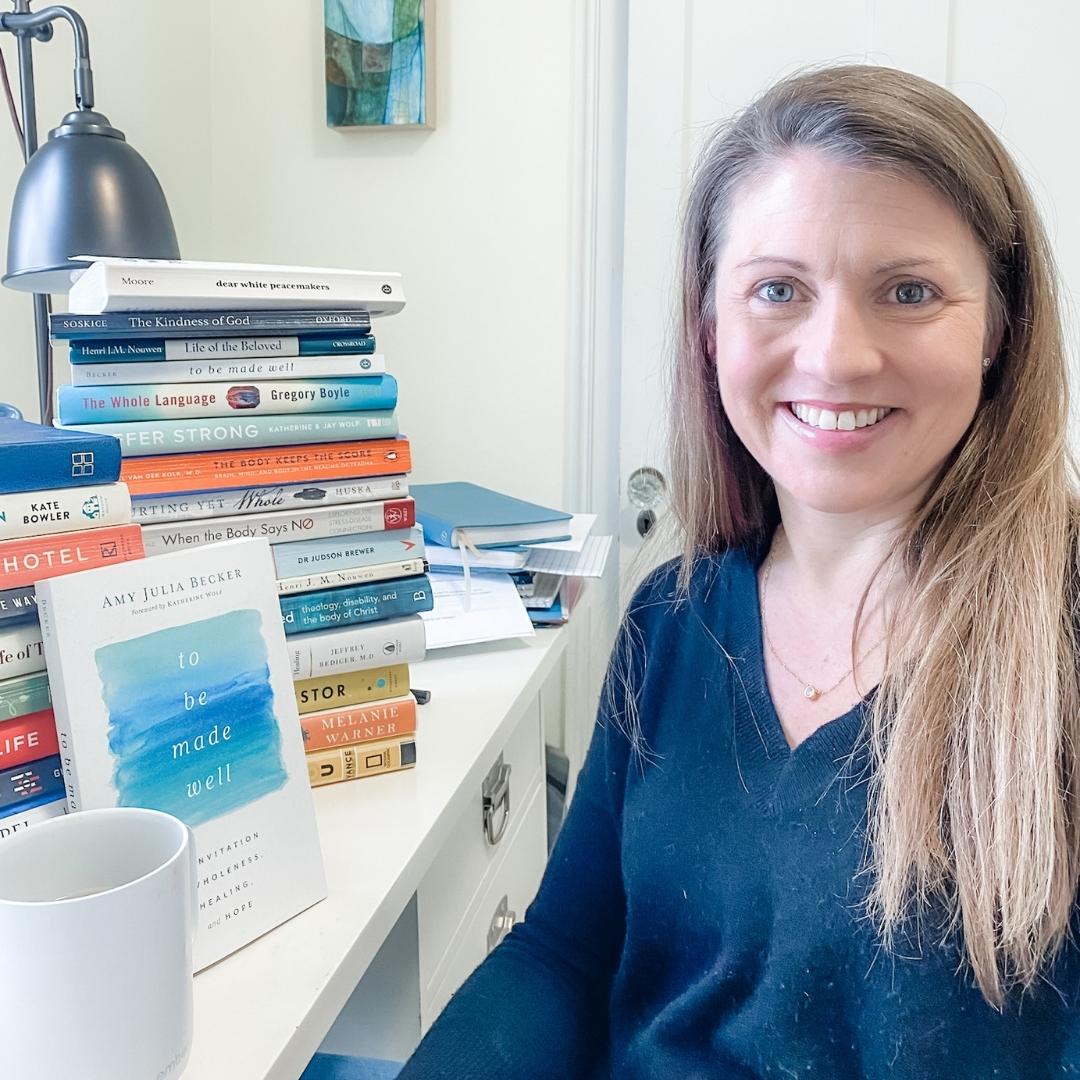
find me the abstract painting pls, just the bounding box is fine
[325,0,434,129]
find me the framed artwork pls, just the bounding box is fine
[324,0,435,130]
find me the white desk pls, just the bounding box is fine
[185,625,570,1080]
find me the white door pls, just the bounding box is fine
[618,0,1080,577]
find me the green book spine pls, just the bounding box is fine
[0,671,52,719]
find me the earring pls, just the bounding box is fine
[982,356,993,370]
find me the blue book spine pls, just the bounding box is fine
[272,526,423,579]
[50,309,373,340]
[0,753,64,813]
[280,575,434,636]
[0,586,37,624]
[68,333,378,363]
[57,375,398,424]
[58,410,400,457]
[0,419,121,493]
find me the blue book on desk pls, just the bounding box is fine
[0,418,121,494]
[411,482,572,549]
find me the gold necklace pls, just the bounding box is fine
[759,541,887,702]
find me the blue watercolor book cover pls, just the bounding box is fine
[36,537,326,970]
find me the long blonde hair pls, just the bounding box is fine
[658,64,1080,1007]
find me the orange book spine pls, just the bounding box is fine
[120,438,412,496]
[0,524,143,589]
[300,694,417,752]
[0,707,58,769]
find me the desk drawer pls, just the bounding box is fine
[421,779,548,1030]
[417,694,544,990]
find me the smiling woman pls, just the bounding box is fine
[394,65,1080,1080]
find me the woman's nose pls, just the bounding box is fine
[793,291,884,384]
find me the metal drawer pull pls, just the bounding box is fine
[482,755,512,846]
[486,894,517,954]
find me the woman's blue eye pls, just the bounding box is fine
[759,281,794,303]
[894,281,931,304]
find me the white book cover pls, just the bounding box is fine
[0,619,45,680]
[0,483,131,542]
[68,256,405,317]
[288,614,426,680]
[36,537,327,971]
[70,353,387,385]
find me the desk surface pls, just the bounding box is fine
[185,626,569,1080]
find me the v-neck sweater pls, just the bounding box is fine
[397,549,1080,1079]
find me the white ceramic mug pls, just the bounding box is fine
[0,806,197,1080]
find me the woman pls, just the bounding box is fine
[396,65,1080,1077]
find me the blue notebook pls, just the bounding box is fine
[0,418,122,494]
[411,482,572,549]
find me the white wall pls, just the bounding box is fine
[207,1,579,508]
[0,2,586,513]
[0,0,212,419]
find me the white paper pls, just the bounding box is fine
[525,534,613,578]
[419,571,536,649]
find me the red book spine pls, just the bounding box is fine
[300,694,417,752]
[382,498,415,531]
[0,524,144,589]
[0,708,58,769]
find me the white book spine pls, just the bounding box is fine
[141,498,412,556]
[0,483,132,542]
[34,590,81,812]
[288,614,427,680]
[277,556,427,596]
[0,797,66,840]
[131,475,409,523]
[70,353,387,385]
[69,258,405,316]
[0,620,46,680]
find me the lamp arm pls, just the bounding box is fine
[0,4,94,113]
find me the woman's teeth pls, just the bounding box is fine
[789,403,893,431]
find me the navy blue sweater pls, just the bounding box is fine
[398,549,1080,1078]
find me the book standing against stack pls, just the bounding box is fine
[0,418,144,840]
[52,256,427,790]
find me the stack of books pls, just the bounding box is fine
[0,419,144,840]
[51,257,430,789]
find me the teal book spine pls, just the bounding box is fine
[57,375,398,423]
[58,411,400,457]
[0,671,51,720]
[280,575,433,636]
[68,333,377,363]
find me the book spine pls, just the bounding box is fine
[0,752,65,813]
[69,352,387,383]
[131,474,408,523]
[70,263,404,315]
[51,311,374,340]
[271,525,423,579]
[306,736,416,787]
[142,498,415,556]
[0,483,132,542]
[294,663,409,714]
[278,556,427,596]
[68,333,378,365]
[288,614,426,679]
[62,410,399,457]
[0,524,144,591]
[0,708,58,769]
[0,434,122,494]
[0,619,45,679]
[0,795,65,837]
[0,671,51,719]
[300,695,417,752]
[57,375,398,423]
[0,586,37,622]
[280,576,433,637]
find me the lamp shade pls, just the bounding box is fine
[3,109,179,294]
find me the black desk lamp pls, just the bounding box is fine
[0,0,179,423]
